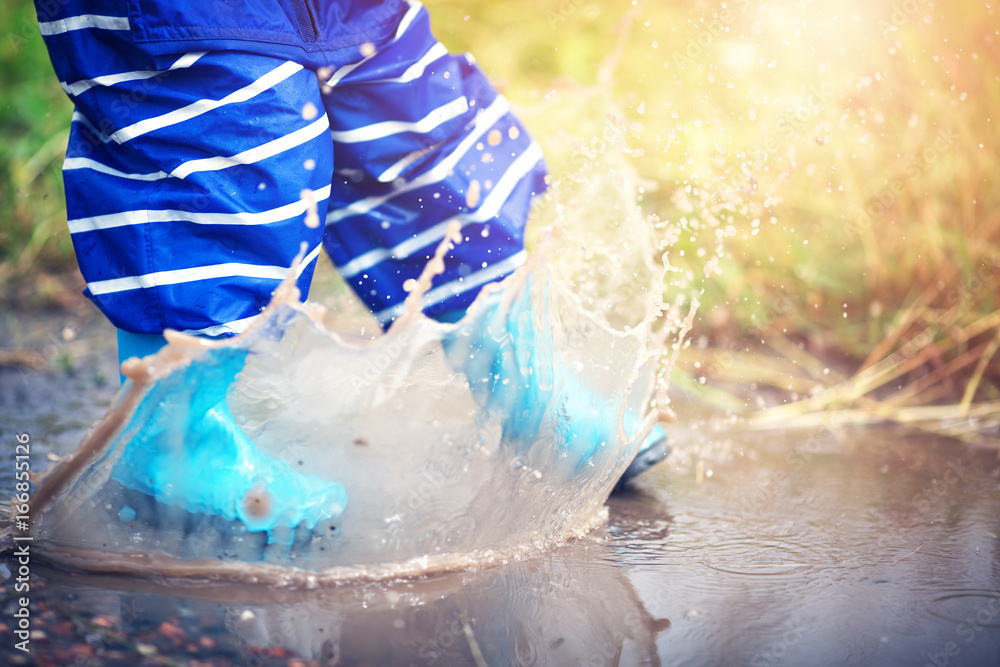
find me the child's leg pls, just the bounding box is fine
[49,0,542,339]
[57,52,334,337]
[116,330,168,365]
[47,29,352,535]
[318,3,548,328]
[315,4,666,486]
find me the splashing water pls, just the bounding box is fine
[29,211,693,583]
[27,25,704,578]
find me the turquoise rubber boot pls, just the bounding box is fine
[112,330,347,543]
[442,286,554,448]
[440,282,669,483]
[614,421,670,491]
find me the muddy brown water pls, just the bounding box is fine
[2,311,1000,666]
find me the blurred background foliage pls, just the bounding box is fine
[1,0,998,438]
[432,0,1000,440]
[1,4,73,263]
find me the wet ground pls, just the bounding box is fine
[2,305,1000,666]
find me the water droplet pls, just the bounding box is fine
[300,189,320,228]
[466,180,481,208]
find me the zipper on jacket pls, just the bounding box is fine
[291,0,320,43]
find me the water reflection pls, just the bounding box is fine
[609,426,1000,667]
[42,529,672,666]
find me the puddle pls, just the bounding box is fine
[3,166,998,667]
[2,262,999,667]
[4,364,1000,665]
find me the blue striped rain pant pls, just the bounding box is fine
[35,0,548,336]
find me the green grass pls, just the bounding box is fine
[1,0,998,431]
[0,2,74,281]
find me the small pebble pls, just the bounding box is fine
[137,642,158,656]
[158,621,186,642]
